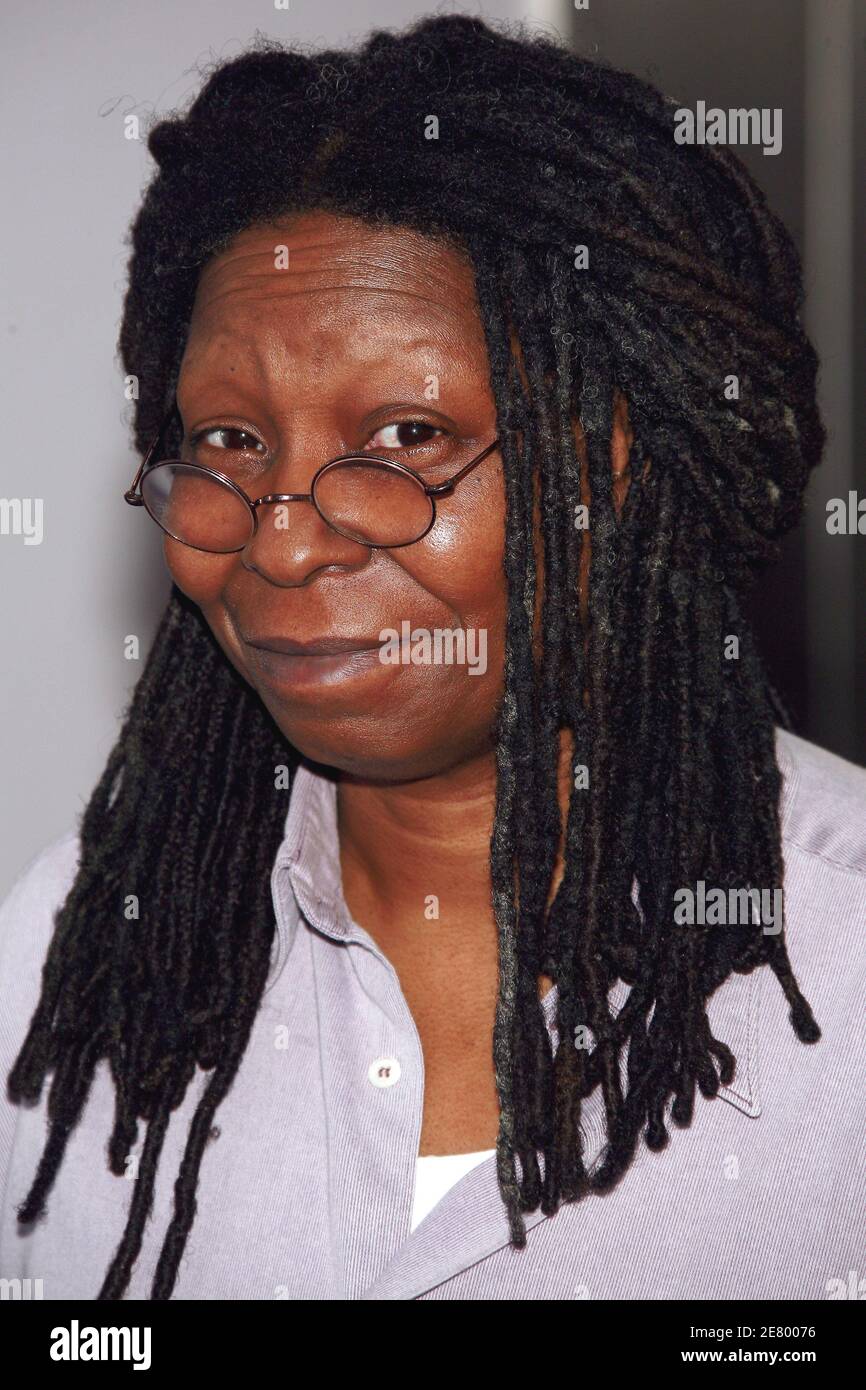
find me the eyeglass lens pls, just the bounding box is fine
[141,458,435,551]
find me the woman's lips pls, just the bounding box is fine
[241,636,390,690]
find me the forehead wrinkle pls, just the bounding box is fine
[195,238,479,314]
[188,229,486,386]
[188,290,483,368]
[203,227,473,279]
[181,315,482,398]
[191,280,479,327]
[179,334,265,386]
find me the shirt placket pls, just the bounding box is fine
[312,925,426,1297]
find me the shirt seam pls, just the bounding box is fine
[720,969,760,1110]
[781,836,866,879]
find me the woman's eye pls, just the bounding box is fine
[190,427,266,453]
[367,421,443,450]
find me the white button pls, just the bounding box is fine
[368,1057,401,1088]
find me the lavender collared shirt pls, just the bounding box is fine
[1,727,863,1300]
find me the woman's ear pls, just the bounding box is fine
[569,389,636,627]
[532,385,641,640]
[611,388,634,519]
[570,387,634,517]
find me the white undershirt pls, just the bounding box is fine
[410,1149,496,1232]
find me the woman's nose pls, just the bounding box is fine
[239,484,370,586]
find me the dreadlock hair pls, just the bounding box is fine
[8,13,825,1298]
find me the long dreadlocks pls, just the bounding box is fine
[7,14,824,1297]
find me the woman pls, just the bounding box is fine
[1,15,863,1302]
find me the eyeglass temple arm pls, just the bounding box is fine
[425,438,500,497]
[124,400,180,505]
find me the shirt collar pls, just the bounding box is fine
[267,732,801,1115]
[266,757,359,988]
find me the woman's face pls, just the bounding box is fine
[170,211,510,781]
[169,210,630,780]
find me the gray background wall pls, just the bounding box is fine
[1,0,862,897]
